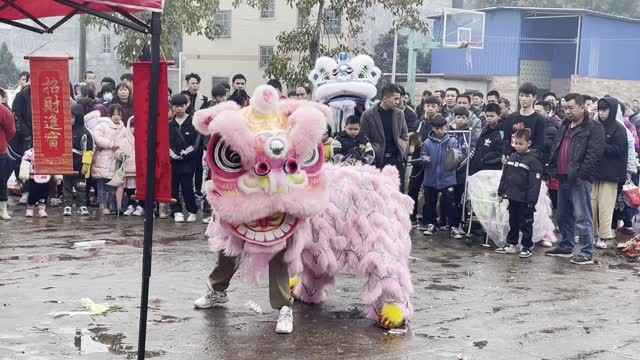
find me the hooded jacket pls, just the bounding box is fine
[449,123,476,184]
[10,85,32,154]
[615,104,638,175]
[595,98,628,183]
[420,131,459,189]
[498,149,543,204]
[469,120,504,175]
[447,110,482,140]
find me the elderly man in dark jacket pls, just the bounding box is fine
[360,84,409,191]
[546,93,605,265]
[591,97,628,250]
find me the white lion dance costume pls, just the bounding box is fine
[194,85,414,333]
[309,52,381,134]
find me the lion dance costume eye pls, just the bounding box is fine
[193,79,414,332]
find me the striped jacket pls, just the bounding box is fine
[497,150,543,204]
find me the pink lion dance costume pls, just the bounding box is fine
[193,85,414,333]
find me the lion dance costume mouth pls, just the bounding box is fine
[194,84,414,331]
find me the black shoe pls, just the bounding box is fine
[545,248,573,257]
[519,248,532,258]
[570,255,594,265]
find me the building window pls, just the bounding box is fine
[215,10,231,37]
[259,46,274,68]
[324,9,341,35]
[101,34,111,54]
[260,0,275,18]
[297,10,307,28]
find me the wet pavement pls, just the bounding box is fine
[1,205,640,360]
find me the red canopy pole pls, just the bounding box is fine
[137,10,161,360]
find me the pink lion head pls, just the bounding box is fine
[194,85,331,247]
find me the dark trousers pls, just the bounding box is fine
[407,164,424,219]
[0,154,9,201]
[27,179,50,205]
[171,169,198,214]
[507,200,535,248]
[63,175,85,207]
[194,148,204,194]
[454,183,465,222]
[423,186,459,227]
[549,190,558,210]
[382,154,406,193]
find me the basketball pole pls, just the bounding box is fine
[391,22,398,83]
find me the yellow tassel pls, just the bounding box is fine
[289,277,299,291]
[380,303,404,329]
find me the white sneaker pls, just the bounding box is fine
[595,239,608,249]
[78,206,90,216]
[19,193,29,204]
[275,306,293,334]
[49,198,62,207]
[133,206,144,216]
[202,216,211,224]
[174,213,184,223]
[495,244,519,254]
[123,205,135,216]
[541,240,553,248]
[25,208,34,217]
[101,207,111,215]
[186,213,197,223]
[423,224,436,236]
[37,206,48,218]
[451,227,465,239]
[193,289,228,309]
[63,206,72,216]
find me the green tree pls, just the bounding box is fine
[84,0,223,66]
[373,29,431,75]
[476,0,640,18]
[0,42,19,88]
[240,0,429,87]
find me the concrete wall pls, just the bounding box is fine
[487,76,519,104]
[550,78,571,98]
[570,76,640,102]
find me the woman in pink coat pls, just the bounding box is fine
[92,104,126,215]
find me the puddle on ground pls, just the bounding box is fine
[151,315,191,324]
[608,263,640,271]
[330,307,365,320]
[56,327,166,359]
[473,340,488,349]
[425,284,463,292]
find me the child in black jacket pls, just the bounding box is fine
[331,115,374,165]
[469,103,504,175]
[497,129,543,258]
[169,94,201,223]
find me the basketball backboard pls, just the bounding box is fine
[442,8,485,49]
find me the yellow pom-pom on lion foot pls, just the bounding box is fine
[378,303,405,329]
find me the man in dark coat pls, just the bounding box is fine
[546,93,605,265]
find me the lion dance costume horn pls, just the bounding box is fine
[309,52,381,134]
[194,85,414,330]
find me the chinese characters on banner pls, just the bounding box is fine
[29,57,73,175]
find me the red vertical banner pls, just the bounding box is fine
[133,61,172,202]
[29,56,74,175]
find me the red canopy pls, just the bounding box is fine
[0,0,163,33]
[0,0,163,20]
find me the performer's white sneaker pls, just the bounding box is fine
[275,306,293,334]
[193,289,228,309]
